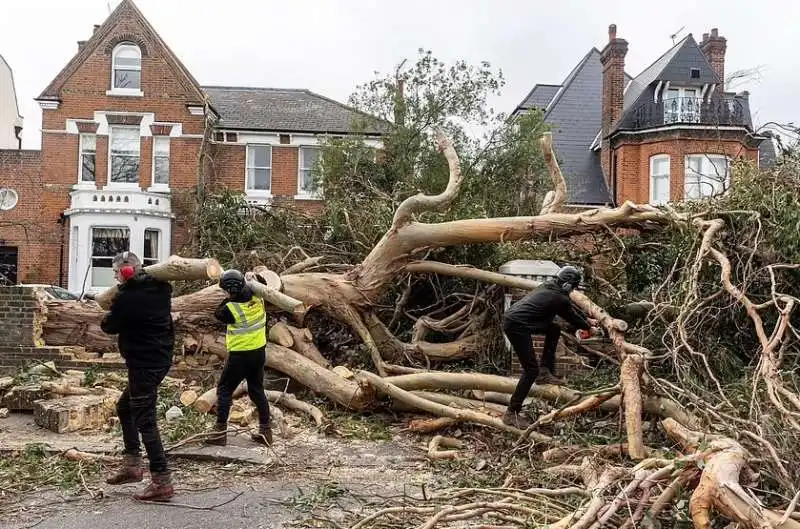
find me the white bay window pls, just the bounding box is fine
[649,155,670,205]
[685,155,729,200]
[91,227,130,288]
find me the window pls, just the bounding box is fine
[664,87,701,124]
[91,227,130,288]
[80,134,96,183]
[213,131,238,143]
[685,155,729,200]
[298,146,321,196]
[649,155,671,205]
[690,68,701,79]
[112,43,141,90]
[246,145,271,194]
[109,126,141,184]
[143,229,159,267]
[152,136,170,186]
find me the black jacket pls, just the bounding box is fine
[504,281,591,331]
[100,272,175,369]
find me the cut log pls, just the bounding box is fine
[427,435,465,460]
[268,323,294,347]
[33,390,120,433]
[356,371,549,441]
[95,256,223,309]
[63,448,120,464]
[385,372,700,428]
[247,277,306,320]
[180,389,199,407]
[407,416,458,433]
[265,390,327,427]
[283,324,329,368]
[193,382,247,414]
[663,418,800,529]
[1,385,50,412]
[252,266,282,290]
[41,381,103,396]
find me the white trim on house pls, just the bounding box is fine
[106,89,144,97]
[187,106,204,116]
[37,100,60,110]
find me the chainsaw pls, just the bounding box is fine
[575,326,607,342]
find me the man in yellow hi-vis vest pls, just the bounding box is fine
[207,269,272,446]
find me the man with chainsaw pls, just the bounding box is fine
[502,265,600,429]
[206,269,272,446]
[101,251,175,501]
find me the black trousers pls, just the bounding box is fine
[117,366,170,473]
[504,320,561,412]
[216,347,270,426]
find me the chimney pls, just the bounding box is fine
[700,28,727,84]
[77,40,87,51]
[600,24,628,185]
[93,24,101,34]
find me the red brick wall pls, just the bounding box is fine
[613,136,758,204]
[0,150,55,283]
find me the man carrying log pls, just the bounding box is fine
[502,265,598,428]
[206,269,272,446]
[100,251,175,501]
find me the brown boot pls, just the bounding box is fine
[537,368,566,386]
[134,471,174,502]
[106,454,144,485]
[502,409,532,429]
[251,423,272,446]
[204,423,227,446]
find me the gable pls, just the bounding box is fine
[37,0,204,104]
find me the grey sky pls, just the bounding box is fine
[2,0,797,150]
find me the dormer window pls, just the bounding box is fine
[664,87,701,124]
[110,43,142,96]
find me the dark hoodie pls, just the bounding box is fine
[504,280,591,331]
[100,272,175,369]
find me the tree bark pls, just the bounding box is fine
[94,256,223,309]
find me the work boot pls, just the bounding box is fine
[204,422,227,446]
[251,423,272,446]
[106,454,144,485]
[134,471,174,502]
[502,409,532,429]
[537,368,567,386]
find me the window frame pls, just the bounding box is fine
[297,145,322,199]
[151,136,170,189]
[245,144,272,197]
[649,154,671,205]
[108,125,141,188]
[143,228,160,267]
[78,133,96,186]
[90,226,131,289]
[684,154,730,200]
[663,86,702,124]
[109,43,143,96]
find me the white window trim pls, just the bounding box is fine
[89,226,131,290]
[245,144,273,198]
[150,136,170,192]
[684,154,731,200]
[109,43,143,97]
[296,145,323,200]
[142,228,162,267]
[76,133,97,189]
[649,154,671,205]
[107,125,142,190]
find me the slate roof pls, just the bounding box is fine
[203,86,387,136]
[516,84,561,112]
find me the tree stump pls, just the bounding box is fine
[1,385,50,411]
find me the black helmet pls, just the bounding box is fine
[556,265,582,292]
[220,269,246,295]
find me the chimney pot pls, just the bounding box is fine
[93,24,100,34]
[608,24,617,41]
[78,40,87,51]
[702,33,709,42]
[711,28,719,37]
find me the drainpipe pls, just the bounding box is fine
[57,213,67,287]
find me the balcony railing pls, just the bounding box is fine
[629,97,748,130]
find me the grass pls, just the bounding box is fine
[0,444,102,493]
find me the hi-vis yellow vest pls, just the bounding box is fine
[225,297,267,351]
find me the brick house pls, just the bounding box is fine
[0,0,384,292]
[512,25,776,207]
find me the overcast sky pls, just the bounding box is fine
[2,0,798,149]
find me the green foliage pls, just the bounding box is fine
[0,444,101,492]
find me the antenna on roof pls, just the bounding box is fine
[669,26,686,45]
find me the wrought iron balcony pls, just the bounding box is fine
[629,96,748,130]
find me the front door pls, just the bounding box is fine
[0,246,18,285]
